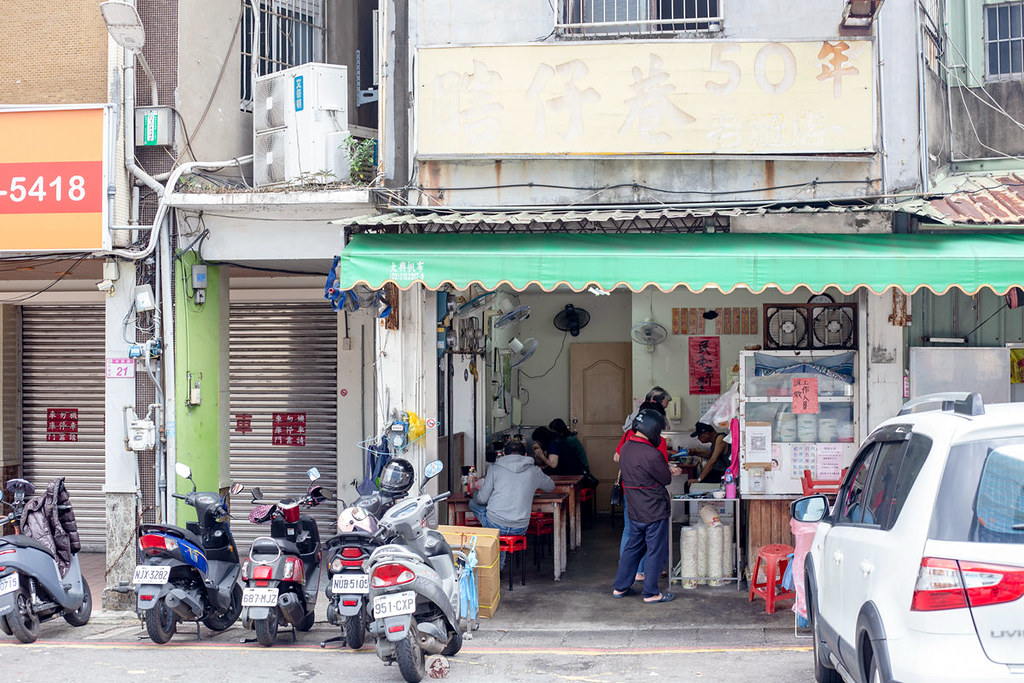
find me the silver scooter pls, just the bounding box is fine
[365,460,467,683]
[0,479,91,643]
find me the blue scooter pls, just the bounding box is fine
[0,478,91,643]
[134,463,244,643]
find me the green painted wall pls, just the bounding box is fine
[174,254,227,522]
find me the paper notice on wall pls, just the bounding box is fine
[699,395,716,416]
[816,443,843,479]
[745,424,772,463]
[792,377,819,414]
[791,444,817,480]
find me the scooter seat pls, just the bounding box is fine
[251,537,301,558]
[0,534,56,558]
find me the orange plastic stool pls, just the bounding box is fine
[499,535,528,590]
[749,544,796,614]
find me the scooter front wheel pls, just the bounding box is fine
[8,587,39,644]
[395,626,426,683]
[202,584,242,632]
[63,576,92,627]
[254,609,279,647]
[296,608,315,632]
[145,597,177,644]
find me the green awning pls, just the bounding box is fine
[336,232,1024,295]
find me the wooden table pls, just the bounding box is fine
[446,491,569,581]
[550,474,583,551]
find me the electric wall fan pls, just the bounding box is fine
[630,321,668,349]
[508,337,539,367]
[553,304,591,337]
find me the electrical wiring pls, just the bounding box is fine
[519,330,568,380]
[0,254,90,304]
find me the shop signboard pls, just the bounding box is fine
[46,408,79,443]
[272,412,306,446]
[0,106,108,251]
[417,40,873,156]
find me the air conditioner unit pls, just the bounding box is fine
[253,63,350,187]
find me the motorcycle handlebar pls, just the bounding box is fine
[171,493,186,501]
[431,492,451,504]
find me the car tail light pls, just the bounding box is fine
[241,559,251,581]
[283,557,304,581]
[371,563,415,588]
[341,547,364,567]
[912,557,1024,611]
[139,534,178,556]
[253,564,273,581]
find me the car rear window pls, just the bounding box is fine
[930,436,1024,544]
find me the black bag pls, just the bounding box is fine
[610,473,623,507]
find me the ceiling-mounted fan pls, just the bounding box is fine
[630,320,668,350]
[553,304,591,337]
[494,305,531,329]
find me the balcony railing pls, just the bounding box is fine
[557,0,723,36]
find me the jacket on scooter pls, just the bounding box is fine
[19,478,81,576]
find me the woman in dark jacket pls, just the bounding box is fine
[531,426,584,476]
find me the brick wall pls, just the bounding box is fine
[0,0,109,104]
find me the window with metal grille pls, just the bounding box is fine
[986,1,1024,80]
[558,0,722,36]
[240,0,325,109]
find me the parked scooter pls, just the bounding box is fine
[321,459,413,650]
[365,460,468,683]
[241,467,333,647]
[0,478,92,643]
[135,463,245,644]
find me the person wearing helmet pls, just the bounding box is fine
[378,458,415,497]
[612,408,678,604]
[469,441,554,569]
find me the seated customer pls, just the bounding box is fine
[548,418,591,471]
[532,426,585,476]
[470,441,555,568]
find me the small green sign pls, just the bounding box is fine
[143,112,158,146]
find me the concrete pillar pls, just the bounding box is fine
[104,262,140,610]
[0,306,22,535]
[174,254,230,521]
[375,285,438,488]
[860,290,905,436]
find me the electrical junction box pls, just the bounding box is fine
[192,265,207,289]
[128,418,156,451]
[135,284,156,312]
[135,106,175,147]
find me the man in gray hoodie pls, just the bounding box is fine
[469,441,554,567]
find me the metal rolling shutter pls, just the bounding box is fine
[229,303,338,550]
[21,305,107,550]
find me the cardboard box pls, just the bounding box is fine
[437,525,501,618]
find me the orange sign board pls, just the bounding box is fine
[0,107,106,251]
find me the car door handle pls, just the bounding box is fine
[832,551,843,564]
[859,560,874,576]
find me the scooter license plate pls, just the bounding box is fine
[132,565,171,585]
[332,573,369,594]
[242,587,279,607]
[0,572,19,597]
[373,590,416,619]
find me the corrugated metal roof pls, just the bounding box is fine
[910,172,1024,225]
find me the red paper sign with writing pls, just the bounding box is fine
[234,414,253,434]
[792,378,820,414]
[46,408,79,442]
[688,336,721,394]
[272,412,306,446]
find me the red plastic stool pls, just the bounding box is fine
[499,535,528,590]
[578,486,596,525]
[527,513,554,570]
[749,544,796,614]
[463,516,482,527]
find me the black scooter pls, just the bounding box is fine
[135,463,244,643]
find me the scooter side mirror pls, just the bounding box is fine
[230,482,244,496]
[251,486,264,501]
[306,467,321,482]
[424,460,443,480]
[175,463,192,479]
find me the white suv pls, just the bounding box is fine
[793,392,1024,683]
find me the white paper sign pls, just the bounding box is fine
[105,357,135,379]
[745,425,772,462]
[816,443,844,479]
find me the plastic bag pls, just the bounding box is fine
[699,382,739,432]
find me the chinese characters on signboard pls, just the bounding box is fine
[272,412,306,447]
[792,377,820,414]
[418,40,872,156]
[234,414,253,434]
[688,336,721,395]
[46,408,79,442]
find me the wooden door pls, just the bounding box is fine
[570,342,632,512]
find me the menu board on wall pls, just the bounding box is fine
[688,336,721,394]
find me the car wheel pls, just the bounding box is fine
[808,587,842,683]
